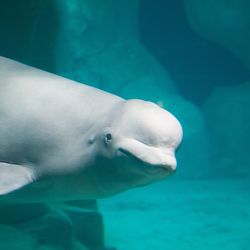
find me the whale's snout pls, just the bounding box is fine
[162,153,177,172]
[117,138,178,174]
[145,149,177,173]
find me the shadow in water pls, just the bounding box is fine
[139,0,250,106]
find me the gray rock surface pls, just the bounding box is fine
[54,0,176,95]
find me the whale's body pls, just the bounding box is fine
[0,56,182,202]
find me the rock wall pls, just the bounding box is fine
[184,0,250,70]
[202,82,250,178]
[184,0,250,178]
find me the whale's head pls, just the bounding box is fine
[87,99,183,198]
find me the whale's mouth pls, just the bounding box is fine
[116,138,177,175]
[118,147,175,174]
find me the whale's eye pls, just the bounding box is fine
[104,133,112,144]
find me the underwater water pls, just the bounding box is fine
[0,0,250,249]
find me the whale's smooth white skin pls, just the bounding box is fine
[0,56,183,202]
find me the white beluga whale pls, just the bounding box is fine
[0,56,182,202]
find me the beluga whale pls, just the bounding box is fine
[0,56,183,202]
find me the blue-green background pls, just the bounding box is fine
[0,0,249,249]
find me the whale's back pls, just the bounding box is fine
[0,56,122,172]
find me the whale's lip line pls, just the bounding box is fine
[117,148,174,172]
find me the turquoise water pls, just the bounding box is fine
[0,0,250,249]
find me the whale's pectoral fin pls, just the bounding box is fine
[0,162,36,195]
